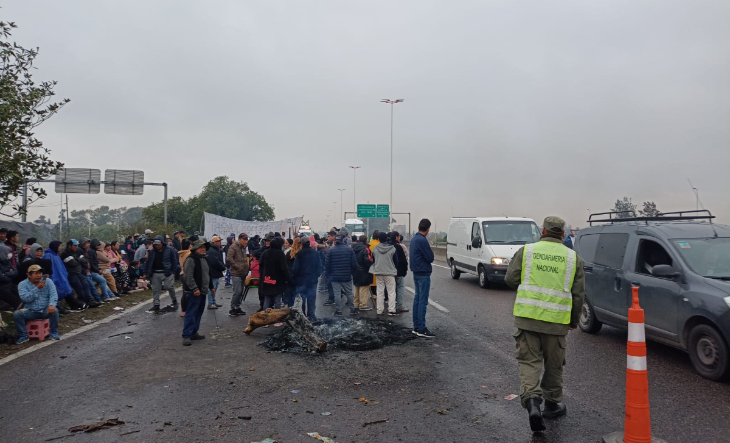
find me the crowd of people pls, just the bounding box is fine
[0,218,436,347]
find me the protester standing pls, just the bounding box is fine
[391,231,410,313]
[292,236,322,320]
[325,232,358,316]
[259,237,290,310]
[0,244,21,311]
[410,219,435,338]
[182,239,214,346]
[144,235,181,311]
[283,237,301,307]
[352,235,374,311]
[205,236,226,309]
[371,232,399,316]
[226,234,250,316]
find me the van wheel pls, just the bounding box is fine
[478,265,489,289]
[579,298,602,334]
[688,324,730,381]
[450,260,461,280]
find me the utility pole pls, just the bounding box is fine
[688,179,700,211]
[66,195,70,240]
[349,166,360,215]
[381,99,404,229]
[337,189,346,226]
[332,202,338,228]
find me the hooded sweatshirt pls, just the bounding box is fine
[43,241,73,300]
[0,244,18,287]
[371,243,398,276]
[17,244,52,283]
[96,242,112,272]
[87,240,102,274]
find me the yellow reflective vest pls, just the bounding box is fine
[513,241,576,324]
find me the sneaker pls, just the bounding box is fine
[323,300,335,306]
[168,303,178,310]
[149,305,160,312]
[397,307,410,313]
[183,338,192,346]
[191,333,205,340]
[235,307,246,316]
[88,301,101,309]
[49,333,60,340]
[16,336,29,345]
[334,311,343,316]
[350,309,360,315]
[360,307,373,311]
[214,303,224,308]
[415,329,436,338]
[207,304,218,310]
[68,305,85,313]
[412,329,420,336]
[388,312,399,317]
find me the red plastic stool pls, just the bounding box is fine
[27,319,50,341]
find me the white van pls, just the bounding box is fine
[447,217,541,288]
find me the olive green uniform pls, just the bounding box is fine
[505,236,585,407]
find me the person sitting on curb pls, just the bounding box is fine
[14,264,60,344]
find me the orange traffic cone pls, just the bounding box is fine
[602,286,666,443]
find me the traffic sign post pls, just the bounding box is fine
[357,204,376,218]
[376,204,390,218]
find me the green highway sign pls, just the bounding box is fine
[376,204,390,218]
[357,204,376,218]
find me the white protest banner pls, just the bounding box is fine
[203,212,303,241]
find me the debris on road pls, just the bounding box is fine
[321,412,331,416]
[81,318,94,324]
[68,418,125,433]
[251,439,276,443]
[291,390,300,394]
[504,394,518,400]
[238,416,252,420]
[108,331,134,338]
[113,307,124,311]
[362,419,388,427]
[307,432,337,442]
[262,317,416,353]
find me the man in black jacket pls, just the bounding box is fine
[205,236,226,309]
[352,235,373,311]
[60,240,100,308]
[392,231,410,313]
[182,239,214,346]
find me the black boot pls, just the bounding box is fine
[543,401,567,419]
[526,398,546,433]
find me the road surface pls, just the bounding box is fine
[0,261,728,442]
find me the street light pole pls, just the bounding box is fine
[349,166,360,215]
[337,189,346,226]
[333,202,338,228]
[381,99,404,229]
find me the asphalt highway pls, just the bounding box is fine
[0,261,728,442]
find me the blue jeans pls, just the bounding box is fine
[207,278,219,305]
[297,283,317,319]
[14,308,59,338]
[412,274,431,331]
[395,276,405,309]
[87,273,110,301]
[182,291,206,338]
[69,273,93,304]
[283,284,296,308]
[263,293,283,310]
[331,280,354,313]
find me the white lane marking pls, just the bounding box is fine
[405,287,450,313]
[0,296,156,368]
[433,264,450,270]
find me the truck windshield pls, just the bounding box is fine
[482,221,541,244]
[672,238,730,279]
[346,224,365,233]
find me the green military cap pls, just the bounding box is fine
[542,216,566,235]
[191,239,209,251]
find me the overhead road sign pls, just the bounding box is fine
[104,169,145,195]
[357,204,376,218]
[376,204,390,218]
[54,168,101,194]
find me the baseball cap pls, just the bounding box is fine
[134,233,140,237]
[542,216,566,235]
[238,233,249,240]
[328,231,337,237]
[145,229,153,234]
[211,235,222,243]
[153,239,162,245]
[69,239,80,246]
[28,264,42,273]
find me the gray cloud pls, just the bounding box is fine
[4,0,729,232]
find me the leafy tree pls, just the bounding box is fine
[143,176,275,233]
[612,197,637,218]
[639,201,660,217]
[34,214,48,224]
[0,19,69,217]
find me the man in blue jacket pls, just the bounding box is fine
[145,235,181,312]
[324,232,358,316]
[292,236,322,321]
[410,219,436,338]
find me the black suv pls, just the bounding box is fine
[575,210,730,381]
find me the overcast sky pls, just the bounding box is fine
[4,0,729,233]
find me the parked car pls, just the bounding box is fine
[576,210,730,381]
[447,217,541,288]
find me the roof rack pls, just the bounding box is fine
[587,209,715,226]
